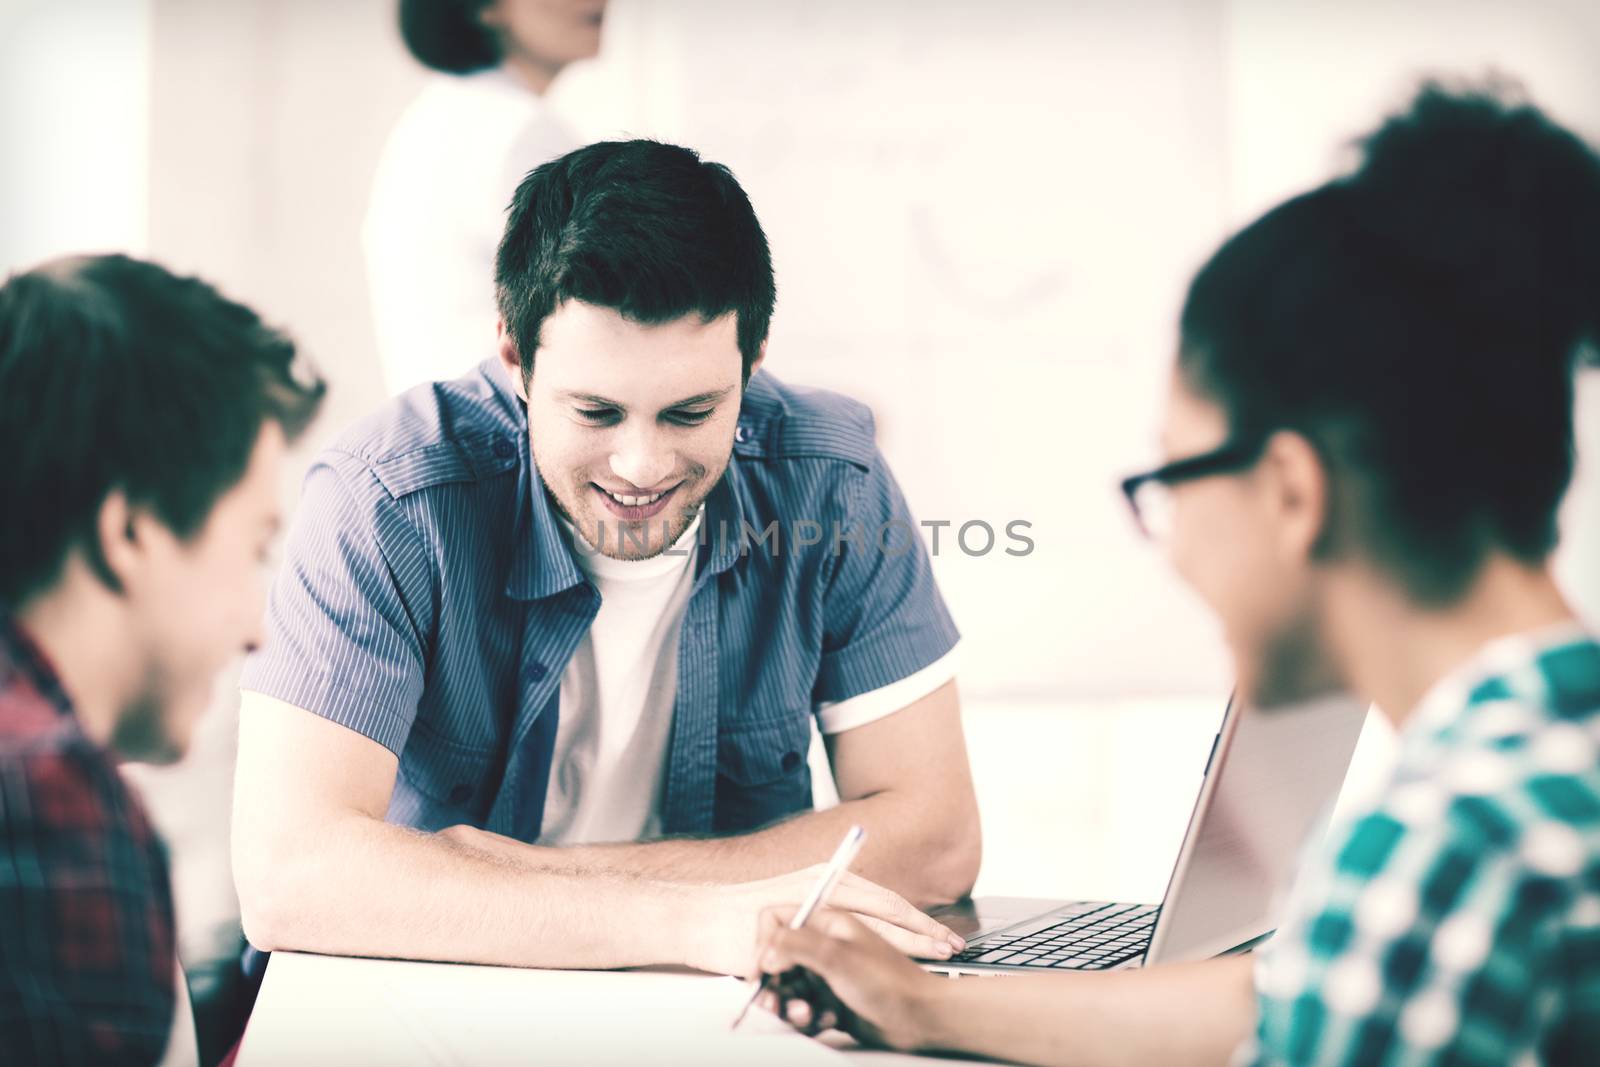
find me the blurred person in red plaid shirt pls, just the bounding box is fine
[0,255,323,1065]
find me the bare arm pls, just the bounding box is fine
[757,908,1256,1067]
[232,693,683,968]
[919,957,1255,1066]
[232,692,963,975]
[446,678,982,906]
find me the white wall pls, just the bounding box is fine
[0,0,149,273]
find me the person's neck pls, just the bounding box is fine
[1326,553,1579,729]
[15,564,140,754]
[499,52,563,96]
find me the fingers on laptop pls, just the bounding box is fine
[819,874,964,955]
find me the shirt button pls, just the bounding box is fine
[493,439,516,459]
[526,662,548,683]
[448,784,473,805]
[781,751,802,773]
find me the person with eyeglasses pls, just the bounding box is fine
[748,80,1600,1066]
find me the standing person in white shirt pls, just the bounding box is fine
[365,0,607,394]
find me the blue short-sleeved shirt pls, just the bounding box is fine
[241,359,959,841]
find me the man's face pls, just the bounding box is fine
[117,423,285,763]
[514,301,747,561]
[1159,370,1340,709]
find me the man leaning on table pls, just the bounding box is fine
[232,139,980,977]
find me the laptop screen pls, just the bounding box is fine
[1146,692,1369,964]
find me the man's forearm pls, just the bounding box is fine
[237,811,692,969]
[915,956,1257,1067]
[452,787,979,906]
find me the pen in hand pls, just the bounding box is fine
[730,824,868,1030]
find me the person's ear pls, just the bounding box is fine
[91,489,141,594]
[496,320,529,403]
[1258,430,1329,565]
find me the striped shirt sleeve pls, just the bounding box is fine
[811,447,960,708]
[239,452,435,755]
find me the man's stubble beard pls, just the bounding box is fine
[535,452,720,562]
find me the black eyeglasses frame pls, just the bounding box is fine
[1119,436,1269,538]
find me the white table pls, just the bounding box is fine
[234,699,1397,1065]
[236,951,943,1066]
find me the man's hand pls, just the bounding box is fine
[752,905,948,1050]
[684,871,965,979]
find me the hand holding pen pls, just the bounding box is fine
[744,826,964,1052]
[731,824,868,1029]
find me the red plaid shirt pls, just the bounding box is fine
[0,616,177,1065]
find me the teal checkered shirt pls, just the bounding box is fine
[1237,625,1600,1066]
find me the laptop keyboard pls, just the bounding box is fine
[950,903,1160,970]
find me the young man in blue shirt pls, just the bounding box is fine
[234,140,980,976]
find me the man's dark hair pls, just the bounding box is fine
[398,0,500,75]
[1179,80,1600,603]
[495,139,777,383]
[0,254,326,606]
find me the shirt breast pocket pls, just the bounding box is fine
[389,722,501,832]
[714,713,816,834]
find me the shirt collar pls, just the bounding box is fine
[0,612,74,718]
[483,358,587,603]
[504,449,590,602]
[1403,619,1596,750]
[696,459,748,584]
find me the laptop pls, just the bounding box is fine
[925,691,1369,975]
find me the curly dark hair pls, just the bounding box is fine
[1180,79,1600,602]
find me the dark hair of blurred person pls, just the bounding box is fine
[0,254,323,1064]
[400,0,499,74]
[496,138,777,385]
[400,0,603,85]
[1161,80,1600,711]
[1180,82,1600,604]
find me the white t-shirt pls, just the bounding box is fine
[539,510,961,845]
[363,67,580,395]
[539,512,700,845]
